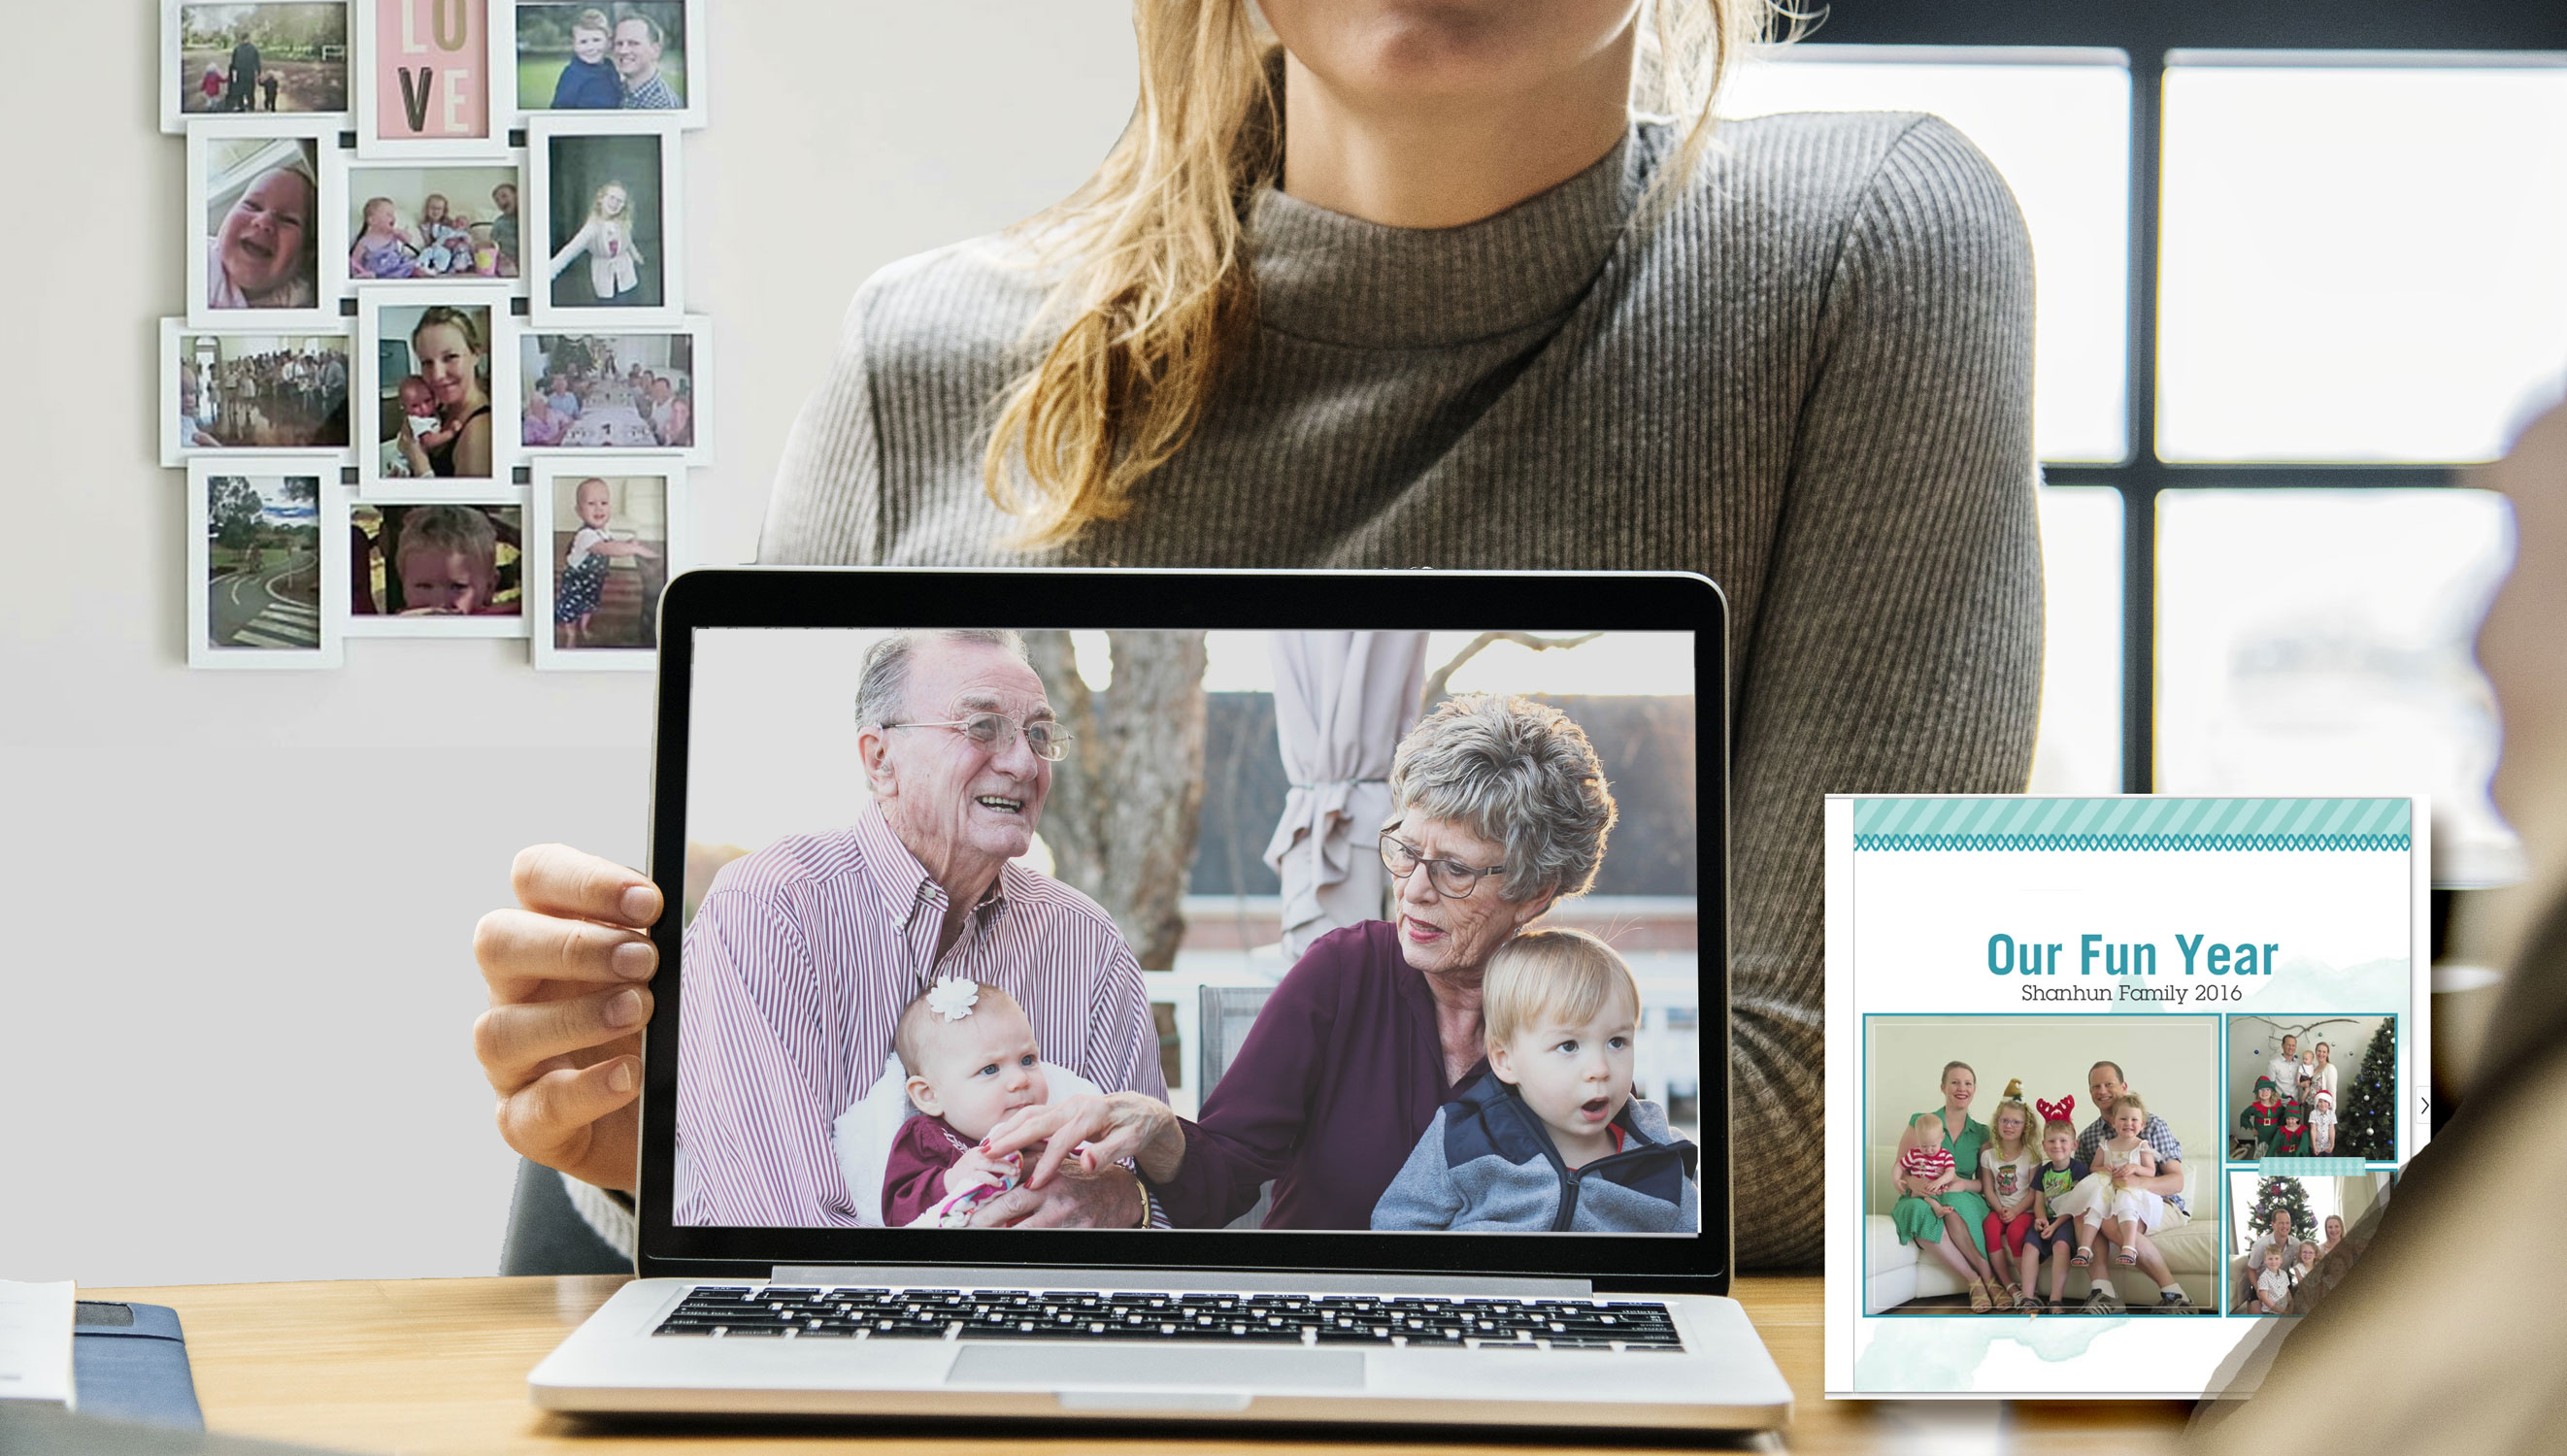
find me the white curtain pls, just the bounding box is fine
[1263,632,1430,962]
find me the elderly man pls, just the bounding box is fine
[2075,1060,2196,1312]
[674,629,1167,1227]
[612,16,681,110]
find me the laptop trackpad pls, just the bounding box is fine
[947,1344,1364,1393]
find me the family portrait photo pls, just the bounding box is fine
[163,323,351,463]
[354,0,505,155]
[530,465,668,667]
[517,325,704,454]
[514,2,696,121]
[348,500,522,632]
[188,464,338,669]
[530,117,678,322]
[2228,1170,2393,1317]
[357,294,513,488]
[191,124,332,323]
[673,627,1703,1236]
[2225,1014,2398,1162]
[333,159,525,284]
[1864,1014,2220,1315]
[165,1,350,129]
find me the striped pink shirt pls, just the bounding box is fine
[676,803,1166,1226]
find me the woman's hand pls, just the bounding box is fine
[983,1092,1183,1188]
[471,844,661,1193]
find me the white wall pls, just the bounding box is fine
[0,1,1135,1287]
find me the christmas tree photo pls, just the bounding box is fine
[2336,1018,2397,1161]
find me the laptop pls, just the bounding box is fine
[527,568,1791,1432]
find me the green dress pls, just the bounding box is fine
[1890,1107,1992,1258]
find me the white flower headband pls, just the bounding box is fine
[924,976,981,1023]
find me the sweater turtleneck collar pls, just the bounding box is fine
[1246,121,1653,350]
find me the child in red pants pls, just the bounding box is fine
[1977,1081,2042,1307]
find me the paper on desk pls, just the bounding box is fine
[0,1281,75,1407]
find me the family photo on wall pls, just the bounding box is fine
[1864,1014,2219,1316]
[159,0,706,671]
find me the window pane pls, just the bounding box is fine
[2030,486,2123,793]
[2155,487,2519,880]
[2159,57,2567,463]
[1721,46,2130,462]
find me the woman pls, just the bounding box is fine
[398,307,494,479]
[2318,1211,2345,1262]
[1888,1061,2006,1312]
[206,160,317,311]
[2310,1040,2339,1105]
[470,0,2038,1268]
[522,391,567,448]
[980,692,1618,1229]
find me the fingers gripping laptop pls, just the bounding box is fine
[528,569,1791,1432]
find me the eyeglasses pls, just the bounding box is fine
[1378,833,1507,900]
[882,712,1072,762]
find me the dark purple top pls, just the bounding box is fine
[1155,920,1484,1230]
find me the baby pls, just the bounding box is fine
[547,8,623,110]
[417,195,474,275]
[554,477,659,646]
[393,505,501,615]
[881,977,1049,1227]
[1372,928,1697,1233]
[2252,1241,2293,1315]
[349,197,420,280]
[394,375,452,463]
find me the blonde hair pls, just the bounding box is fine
[1482,927,1639,1051]
[572,6,611,35]
[2106,1089,2148,1122]
[980,0,1784,548]
[892,981,1028,1076]
[1988,1079,2034,1162]
[588,182,630,224]
[394,505,496,574]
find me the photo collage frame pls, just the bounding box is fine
[163,0,708,671]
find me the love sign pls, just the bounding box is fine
[374,0,488,142]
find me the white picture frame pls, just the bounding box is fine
[526,114,684,328]
[187,459,347,670]
[161,317,359,468]
[351,0,515,159]
[162,0,355,135]
[352,285,522,496]
[187,116,345,330]
[516,316,713,464]
[503,0,710,131]
[345,495,534,638]
[527,458,682,671]
[322,147,531,304]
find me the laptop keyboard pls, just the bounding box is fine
[654,1286,1684,1351]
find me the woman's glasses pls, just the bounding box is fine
[882,712,1072,762]
[1378,833,1507,900]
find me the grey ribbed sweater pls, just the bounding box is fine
[757,111,2043,1269]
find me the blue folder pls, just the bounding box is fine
[72,1301,203,1431]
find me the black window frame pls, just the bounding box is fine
[1799,1,2567,791]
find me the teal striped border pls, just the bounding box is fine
[1850,798,2410,853]
[2255,1158,2369,1177]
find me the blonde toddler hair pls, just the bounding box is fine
[1482,927,1640,1052]
[572,7,610,35]
[394,505,496,575]
[1988,1079,2035,1161]
[2106,1089,2148,1121]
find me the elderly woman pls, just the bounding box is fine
[981,692,1619,1229]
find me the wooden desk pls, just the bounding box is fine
[85,1276,2188,1454]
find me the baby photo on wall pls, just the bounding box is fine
[189,463,340,669]
[164,323,351,462]
[193,130,326,320]
[166,2,350,128]
[530,117,679,324]
[531,465,669,668]
[336,159,524,283]
[349,501,522,633]
[1863,1013,2220,1316]
[359,295,510,487]
[357,0,499,154]
[514,2,693,118]
[518,325,705,454]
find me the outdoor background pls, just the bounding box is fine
[515,0,688,112]
[176,2,349,116]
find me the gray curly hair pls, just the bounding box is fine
[1386,694,1617,906]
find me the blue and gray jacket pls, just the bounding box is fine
[1370,1075,1700,1233]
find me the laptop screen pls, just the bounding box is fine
[666,622,1703,1242]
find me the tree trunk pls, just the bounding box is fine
[1021,631,1209,971]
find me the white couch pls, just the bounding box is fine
[1863,1141,2218,1312]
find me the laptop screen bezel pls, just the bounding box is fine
[634,567,1730,1295]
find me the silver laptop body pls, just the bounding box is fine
[528,570,1790,1433]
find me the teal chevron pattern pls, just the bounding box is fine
[1850,797,2410,852]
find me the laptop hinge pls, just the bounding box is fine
[767,1266,1593,1298]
